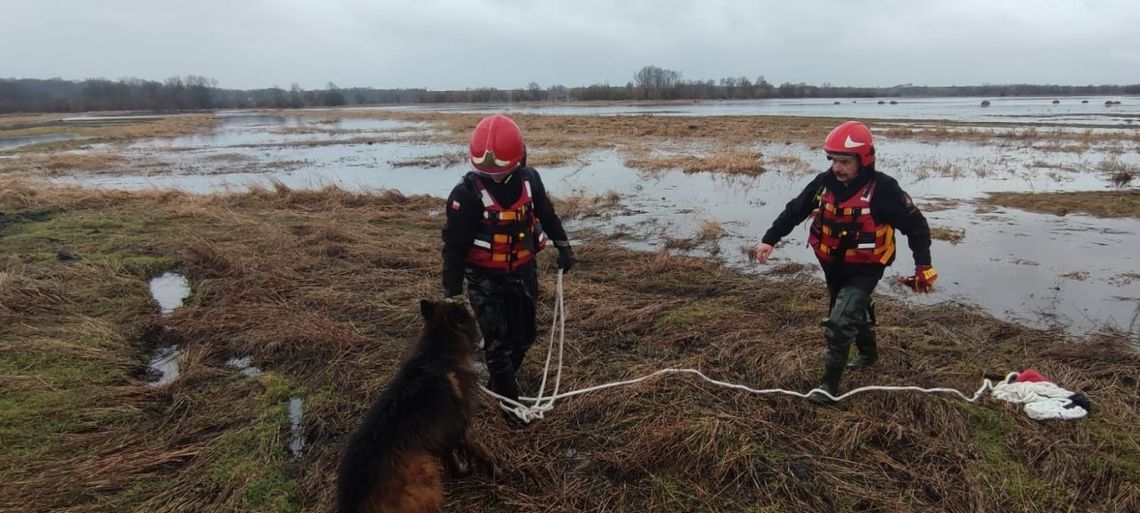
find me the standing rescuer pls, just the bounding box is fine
[752,120,937,405]
[442,114,574,426]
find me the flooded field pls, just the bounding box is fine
[4,104,1139,340]
[380,96,1140,126]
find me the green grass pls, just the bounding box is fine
[653,301,722,332]
[0,340,141,463]
[1086,417,1140,482]
[161,372,304,512]
[967,406,1074,509]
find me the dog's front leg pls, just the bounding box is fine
[444,446,470,477]
[464,430,496,479]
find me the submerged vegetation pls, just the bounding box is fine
[1,182,1137,512]
[929,226,967,244]
[985,190,1140,218]
[0,114,216,154]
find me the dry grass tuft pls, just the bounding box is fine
[929,226,966,244]
[695,218,727,240]
[95,114,217,141]
[985,190,1140,218]
[389,152,467,168]
[664,219,728,252]
[1110,170,1134,188]
[623,146,766,175]
[554,189,621,220]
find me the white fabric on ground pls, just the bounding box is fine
[990,381,1087,420]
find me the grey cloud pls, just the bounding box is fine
[2,0,1136,89]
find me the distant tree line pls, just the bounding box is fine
[0,76,368,113]
[3,66,1139,114]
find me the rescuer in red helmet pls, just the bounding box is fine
[441,114,574,427]
[752,120,936,405]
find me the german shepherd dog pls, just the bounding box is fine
[337,297,495,513]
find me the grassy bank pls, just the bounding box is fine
[985,189,1140,218]
[1,182,1138,513]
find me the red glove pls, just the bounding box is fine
[900,265,938,293]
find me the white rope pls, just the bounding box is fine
[479,270,1019,424]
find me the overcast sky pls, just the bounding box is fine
[3,0,1138,90]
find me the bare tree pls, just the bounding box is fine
[634,65,681,99]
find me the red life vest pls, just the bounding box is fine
[808,179,896,265]
[464,175,548,271]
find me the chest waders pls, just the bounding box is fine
[808,184,883,404]
[465,263,538,427]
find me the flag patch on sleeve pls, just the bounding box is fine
[450,200,461,211]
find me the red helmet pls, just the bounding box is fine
[823,120,875,166]
[468,114,525,176]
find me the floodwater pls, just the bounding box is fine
[374,96,1140,126]
[0,133,76,150]
[48,108,1140,340]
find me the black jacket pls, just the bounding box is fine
[761,167,931,273]
[441,166,569,295]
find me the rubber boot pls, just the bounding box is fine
[807,363,845,405]
[847,326,878,369]
[500,410,527,430]
[489,372,527,429]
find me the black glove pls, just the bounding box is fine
[556,246,575,273]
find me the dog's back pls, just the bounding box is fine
[337,298,484,513]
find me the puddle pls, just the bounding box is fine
[144,344,180,387]
[53,117,1140,340]
[225,356,263,377]
[288,397,305,457]
[149,272,191,315]
[144,272,192,387]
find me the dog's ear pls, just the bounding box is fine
[420,298,434,320]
